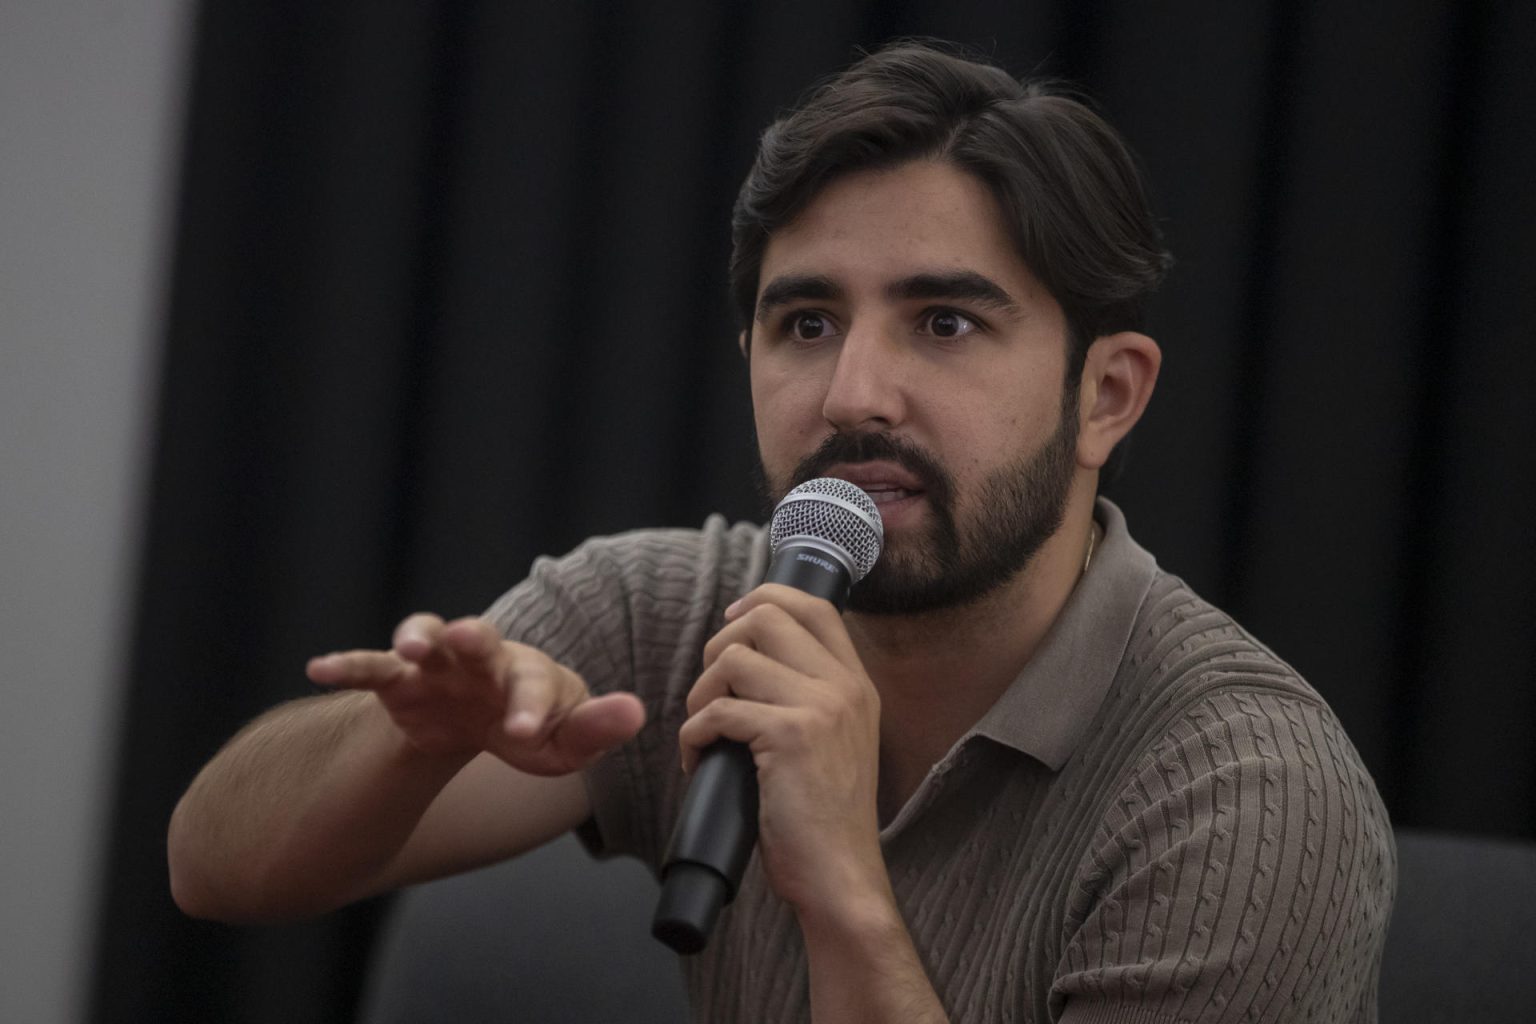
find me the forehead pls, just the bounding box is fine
[759,159,1046,303]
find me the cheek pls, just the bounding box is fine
[751,366,826,444]
[939,381,1062,476]
[750,385,804,491]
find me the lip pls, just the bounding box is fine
[822,461,926,494]
[819,463,927,529]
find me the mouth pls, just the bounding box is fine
[821,462,927,511]
[861,486,921,506]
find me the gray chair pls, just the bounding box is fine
[1380,828,1536,1022]
[356,834,689,1024]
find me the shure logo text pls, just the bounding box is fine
[795,552,837,574]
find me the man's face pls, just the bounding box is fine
[748,160,1082,614]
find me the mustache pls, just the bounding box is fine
[788,432,954,505]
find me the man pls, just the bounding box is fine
[169,42,1394,1023]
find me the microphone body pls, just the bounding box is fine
[652,479,882,954]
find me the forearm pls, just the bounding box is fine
[168,691,470,923]
[799,881,949,1024]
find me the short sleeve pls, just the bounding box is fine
[480,516,768,871]
[1053,690,1395,1024]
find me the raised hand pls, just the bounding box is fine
[307,613,644,776]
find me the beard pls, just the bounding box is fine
[756,402,1078,616]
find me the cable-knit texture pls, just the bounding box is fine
[483,511,1394,1024]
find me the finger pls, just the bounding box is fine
[546,692,646,767]
[392,612,447,663]
[501,650,567,739]
[704,602,815,671]
[307,650,412,691]
[704,601,845,681]
[726,584,859,665]
[686,643,807,717]
[677,697,793,774]
[438,617,504,674]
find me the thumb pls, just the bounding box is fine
[550,691,646,765]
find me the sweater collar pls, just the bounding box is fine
[967,497,1160,771]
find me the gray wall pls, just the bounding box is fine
[0,2,192,1021]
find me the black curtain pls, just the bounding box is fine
[92,2,1536,1022]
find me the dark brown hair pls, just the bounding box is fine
[730,41,1172,377]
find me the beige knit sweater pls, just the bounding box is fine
[485,500,1394,1023]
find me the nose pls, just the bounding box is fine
[820,324,907,432]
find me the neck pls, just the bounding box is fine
[848,491,1100,820]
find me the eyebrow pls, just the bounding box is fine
[887,271,1024,317]
[754,270,1024,325]
[754,275,842,324]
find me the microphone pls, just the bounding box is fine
[652,477,883,954]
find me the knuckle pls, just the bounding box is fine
[818,698,857,732]
[750,602,790,628]
[502,644,530,676]
[677,710,705,746]
[445,672,484,701]
[858,686,880,716]
[685,675,718,717]
[719,642,752,671]
[365,655,397,684]
[507,677,548,712]
[505,646,547,682]
[511,657,550,687]
[767,584,812,612]
[780,712,813,750]
[558,664,587,699]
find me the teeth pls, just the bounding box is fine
[867,488,911,504]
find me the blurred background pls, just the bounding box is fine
[3,1,1532,1021]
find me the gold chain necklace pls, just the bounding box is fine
[1082,521,1101,576]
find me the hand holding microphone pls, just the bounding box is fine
[653,478,884,953]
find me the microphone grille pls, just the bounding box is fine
[769,478,884,582]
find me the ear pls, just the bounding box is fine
[737,329,750,360]
[1075,331,1161,470]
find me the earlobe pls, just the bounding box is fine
[1076,332,1161,470]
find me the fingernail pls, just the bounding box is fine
[506,711,538,735]
[724,599,742,619]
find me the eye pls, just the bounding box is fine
[784,311,838,341]
[919,309,980,339]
